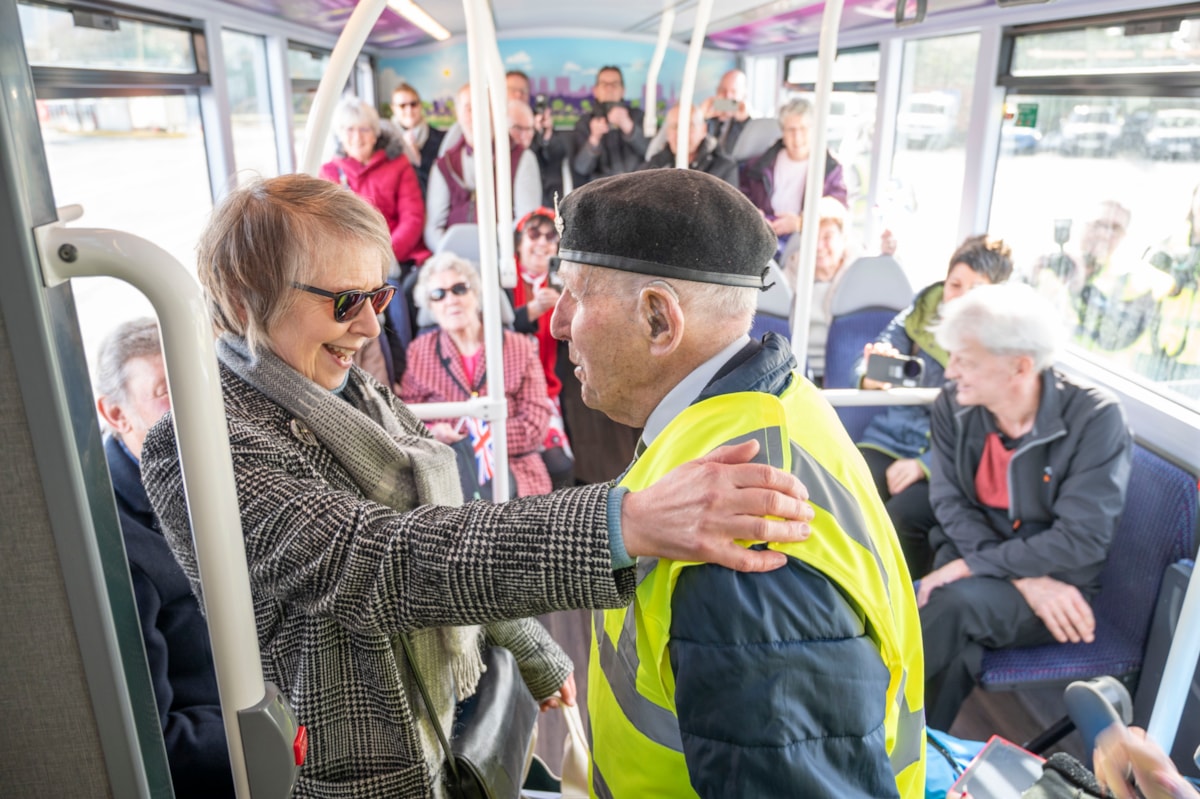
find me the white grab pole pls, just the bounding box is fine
[790,0,844,365]
[37,209,262,799]
[674,0,713,169]
[463,0,510,503]
[821,387,940,407]
[477,1,517,289]
[298,0,387,176]
[644,6,676,139]
[1146,563,1200,756]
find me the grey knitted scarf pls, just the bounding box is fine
[217,335,482,791]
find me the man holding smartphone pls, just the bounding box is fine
[702,69,751,155]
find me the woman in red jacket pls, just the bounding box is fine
[320,97,429,268]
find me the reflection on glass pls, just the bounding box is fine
[991,94,1200,407]
[890,33,980,290]
[18,3,196,73]
[1012,16,1200,77]
[222,29,279,184]
[38,95,212,365]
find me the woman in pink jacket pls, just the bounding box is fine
[320,97,430,267]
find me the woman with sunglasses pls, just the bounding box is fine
[401,252,553,497]
[139,174,814,799]
[320,97,430,269]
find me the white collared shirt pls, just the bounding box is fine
[642,335,752,448]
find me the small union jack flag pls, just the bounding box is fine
[463,416,495,485]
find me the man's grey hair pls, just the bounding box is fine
[413,251,483,311]
[934,283,1064,371]
[778,97,813,127]
[94,317,163,404]
[584,265,757,338]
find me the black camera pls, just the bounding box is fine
[865,353,925,387]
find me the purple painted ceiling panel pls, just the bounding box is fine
[220,0,430,47]
[707,0,898,50]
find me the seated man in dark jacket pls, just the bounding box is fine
[390,82,445,197]
[637,104,737,186]
[553,169,926,798]
[917,283,1133,731]
[571,65,647,185]
[95,318,233,798]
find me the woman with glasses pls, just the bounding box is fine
[401,252,553,497]
[320,97,430,269]
[139,173,813,798]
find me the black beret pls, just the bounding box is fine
[558,169,776,289]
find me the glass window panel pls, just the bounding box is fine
[289,46,333,166]
[222,29,279,183]
[786,47,880,87]
[288,45,330,81]
[18,3,197,73]
[1012,14,1200,77]
[991,93,1200,408]
[889,33,980,290]
[38,95,212,362]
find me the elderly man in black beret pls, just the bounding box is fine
[552,169,927,798]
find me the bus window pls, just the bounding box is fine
[890,33,980,291]
[222,29,280,183]
[991,8,1200,408]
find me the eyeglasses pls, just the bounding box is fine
[429,282,471,302]
[292,282,395,322]
[392,100,420,109]
[524,228,559,244]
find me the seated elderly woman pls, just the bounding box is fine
[400,252,552,497]
[320,96,429,268]
[915,282,1132,732]
[139,174,812,797]
[740,97,848,244]
[857,235,1013,577]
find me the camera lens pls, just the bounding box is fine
[902,359,922,379]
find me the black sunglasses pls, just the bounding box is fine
[292,282,395,322]
[429,282,471,302]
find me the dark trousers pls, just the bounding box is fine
[859,447,938,577]
[920,574,1056,730]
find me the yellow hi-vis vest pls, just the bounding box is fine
[588,379,926,799]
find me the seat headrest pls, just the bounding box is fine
[729,118,781,163]
[756,260,794,318]
[435,223,482,262]
[829,255,914,317]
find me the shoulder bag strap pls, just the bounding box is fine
[398,632,462,785]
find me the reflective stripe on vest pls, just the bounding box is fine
[588,378,925,799]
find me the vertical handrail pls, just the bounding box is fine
[36,211,265,799]
[463,0,510,502]
[674,0,713,169]
[1146,560,1200,756]
[477,0,517,289]
[298,0,388,176]
[789,0,845,365]
[644,6,676,139]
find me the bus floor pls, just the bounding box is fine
[532,609,1089,771]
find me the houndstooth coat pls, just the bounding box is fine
[141,363,635,798]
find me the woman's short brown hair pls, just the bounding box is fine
[197,173,391,353]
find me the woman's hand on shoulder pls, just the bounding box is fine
[620,439,814,573]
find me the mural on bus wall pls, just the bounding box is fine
[377,37,737,128]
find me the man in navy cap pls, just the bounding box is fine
[551,169,926,798]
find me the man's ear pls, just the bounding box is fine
[1014,353,1036,377]
[97,396,132,435]
[639,285,684,356]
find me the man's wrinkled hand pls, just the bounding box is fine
[1013,575,1095,643]
[621,439,814,573]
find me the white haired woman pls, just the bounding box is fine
[400,252,552,496]
[739,97,849,242]
[916,282,1132,731]
[320,96,429,267]
[139,174,814,797]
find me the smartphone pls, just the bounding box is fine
[1053,218,1072,246]
[865,353,924,387]
[534,94,547,115]
[950,736,1044,799]
[547,256,563,289]
[712,97,739,114]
